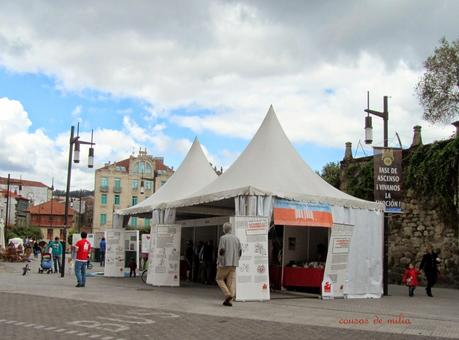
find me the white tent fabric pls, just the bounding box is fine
[116,137,218,216]
[163,106,384,298]
[332,206,383,297]
[166,106,382,211]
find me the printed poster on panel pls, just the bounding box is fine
[322,224,353,298]
[104,230,125,277]
[273,199,333,227]
[147,224,181,286]
[231,216,270,301]
[141,233,151,254]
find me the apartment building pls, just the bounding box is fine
[92,149,173,232]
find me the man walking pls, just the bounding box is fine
[216,222,242,307]
[73,231,91,288]
[49,237,63,273]
[99,237,106,267]
[420,244,440,297]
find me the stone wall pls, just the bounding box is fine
[340,139,459,288]
[388,189,459,287]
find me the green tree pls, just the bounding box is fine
[319,162,341,189]
[416,37,459,124]
[6,226,42,241]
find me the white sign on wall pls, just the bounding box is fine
[147,224,181,286]
[231,216,270,302]
[322,224,353,298]
[104,230,125,277]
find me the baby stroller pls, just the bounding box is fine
[38,252,53,274]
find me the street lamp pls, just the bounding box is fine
[363,93,389,297]
[140,169,159,195]
[364,93,388,148]
[61,124,95,278]
[4,174,11,240]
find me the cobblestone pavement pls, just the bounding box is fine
[0,292,450,340]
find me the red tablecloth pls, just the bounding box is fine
[282,267,324,288]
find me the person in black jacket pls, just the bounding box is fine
[419,245,440,297]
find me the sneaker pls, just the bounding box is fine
[75,284,81,287]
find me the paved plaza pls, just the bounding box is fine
[1,260,458,339]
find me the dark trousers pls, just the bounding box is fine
[425,271,437,295]
[100,251,105,266]
[408,286,416,296]
[130,268,136,277]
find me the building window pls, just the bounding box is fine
[114,178,121,190]
[101,177,109,190]
[114,194,120,205]
[130,217,137,227]
[131,196,138,206]
[132,179,139,190]
[101,193,107,205]
[144,180,152,191]
[47,229,53,240]
[144,218,150,227]
[133,161,152,174]
[100,213,107,225]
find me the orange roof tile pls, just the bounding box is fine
[27,199,74,216]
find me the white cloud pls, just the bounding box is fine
[0,1,458,188]
[0,97,145,190]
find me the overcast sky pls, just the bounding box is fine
[0,0,458,190]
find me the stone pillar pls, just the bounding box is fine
[452,121,459,138]
[344,142,353,161]
[411,125,423,147]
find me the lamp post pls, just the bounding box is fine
[61,124,95,278]
[4,174,10,240]
[140,170,158,195]
[364,93,389,296]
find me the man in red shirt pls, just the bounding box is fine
[74,231,92,287]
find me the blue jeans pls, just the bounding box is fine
[75,261,87,286]
[53,255,61,273]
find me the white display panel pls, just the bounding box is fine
[104,230,125,277]
[322,224,353,298]
[147,224,181,286]
[231,216,270,301]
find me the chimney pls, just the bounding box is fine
[452,121,459,138]
[344,142,353,161]
[411,125,423,147]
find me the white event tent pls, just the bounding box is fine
[161,106,384,298]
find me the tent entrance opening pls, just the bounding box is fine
[181,225,221,285]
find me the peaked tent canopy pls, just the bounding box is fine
[117,137,218,216]
[166,106,382,211]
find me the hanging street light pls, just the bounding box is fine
[61,123,95,278]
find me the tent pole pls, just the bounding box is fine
[280,226,285,290]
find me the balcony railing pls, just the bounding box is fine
[113,186,122,193]
[100,185,109,192]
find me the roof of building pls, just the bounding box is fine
[0,189,28,200]
[27,199,74,216]
[98,155,173,173]
[0,177,50,189]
